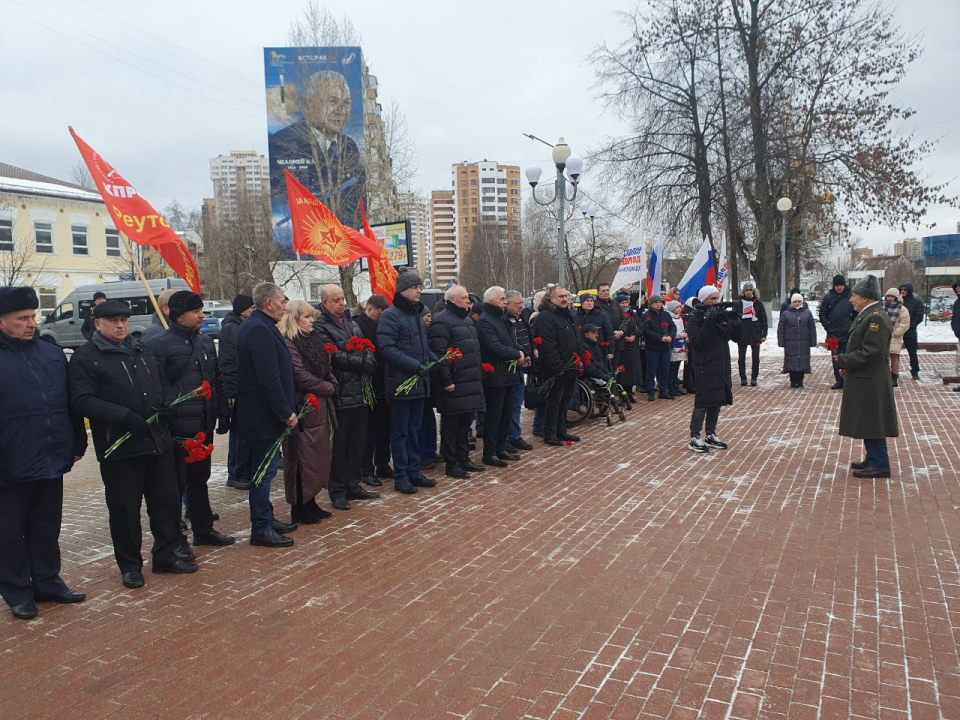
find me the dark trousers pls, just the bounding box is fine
[227,430,251,481]
[330,407,367,501]
[390,398,424,484]
[100,453,181,573]
[420,404,438,460]
[645,350,670,395]
[175,446,214,536]
[0,478,67,607]
[508,378,525,442]
[864,439,890,469]
[440,412,473,468]
[738,342,760,382]
[683,351,696,391]
[482,385,514,458]
[690,405,721,437]
[903,333,920,374]
[789,371,805,387]
[831,340,848,385]
[247,438,280,535]
[362,401,391,476]
[544,374,577,441]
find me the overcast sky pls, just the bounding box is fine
[2,0,958,252]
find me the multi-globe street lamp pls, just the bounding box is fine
[525,137,583,287]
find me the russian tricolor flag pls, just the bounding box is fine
[646,229,664,300]
[677,237,717,302]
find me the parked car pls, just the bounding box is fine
[200,316,221,338]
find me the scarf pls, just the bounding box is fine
[884,298,901,324]
[740,299,757,321]
[290,329,338,429]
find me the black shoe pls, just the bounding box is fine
[394,481,418,494]
[831,382,843,390]
[460,460,485,473]
[704,434,728,450]
[497,451,520,461]
[362,474,384,487]
[532,430,544,438]
[304,499,332,519]
[911,372,919,380]
[790,383,798,389]
[483,456,507,467]
[347,488,381,500]
[332,498,351,511]
[659,394,676,400]
[688,436,709,453]
[750,381,758,387]
[152,559,199,574]
[853,467,892,479]
[446,465,469,479]
[34,588,86,604]
[740,379,748,387]
[850,459,869,470]
[674,388,687,396]
[122,571,145,589]
[272,519,297,534]
[468,441,477,450]
[174,545,196,562]
[410,475,437,488]
[628,393,638,402]
[544,437,565,447]
[420,458,437,469]
[559,433,580,442]
[647,395,655,402]
[290,504,322,525]
[375,466,394,479]
[226,475,251,490]
[11,601,37,620]
[249,530,294,547]
[508,437,534,451]
[193,530,236,546]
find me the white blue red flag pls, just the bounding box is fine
[646,229,664,300]
[677,237,717,302]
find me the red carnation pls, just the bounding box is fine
[533,337,543,345]
[196,380,212,401]
[306,393,320,412]
[324,343,338,355]
[825,337,840,352]
[565,440,573,446]
[618,364,626,373]
[481,363,495,374]
[661,322,669,327]
[622,313,630,318]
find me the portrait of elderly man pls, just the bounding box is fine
[269,68,367,230]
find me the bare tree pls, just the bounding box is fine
[69,160,95,191]
[288,3,360,46]
[382,99,418,192]
[204,195,275,300]
[0,227,55,287]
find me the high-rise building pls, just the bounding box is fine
[209,150,269,221]
[894,238,921,257]
[452,161,522,257]
[851,247,874,264]
[430,190,456,286]
[399,192,430,280]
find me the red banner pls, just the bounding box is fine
[285,171,397,300]
[69,127,201,294]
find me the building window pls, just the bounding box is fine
[461,180,467,187]
[0,217,12,252]
[497,178,507,184]
[38,287,57,318]
[470,179,477,186]
[34,222,54,253]
[71,225,88,255]
[510,179,520,186]
[481,178,496,184]
[105,228,121,257]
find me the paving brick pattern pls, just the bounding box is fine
[2,355,959,720]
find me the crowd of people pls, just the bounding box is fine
[1,273,958,620]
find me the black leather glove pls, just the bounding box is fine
[125,412,151,437]
[216,415,231,435]
[155,405,175,421]
[417,364,431,378]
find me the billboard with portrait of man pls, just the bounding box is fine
[264,46,367,254]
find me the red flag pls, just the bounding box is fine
[69,128,201,294]
[359,200,398,303]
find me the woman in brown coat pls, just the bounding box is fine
[278,300,338,524]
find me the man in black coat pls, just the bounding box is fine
[146,291,233,547]
[316,284,379,510]
[531,286,581,446]
[219,294,254,489]
[732,283,768,386]
[594,283,624,348]
[819,275,856,389]
[355,294,393,484]
[899,283,925,380]
[477,286,524,467]
[505,290,534,452]
[641,296,677,401]
[0,287,88,620]
[234,283,298,548]
[687,286,739,454]
[80,290,106,341]
[428,285,486,479]
[70,301,196,587]
[952,281,960,392]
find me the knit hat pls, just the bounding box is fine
[850,274,880,301]
[685,297,697,309]
[0,286,39,315]
[167,291,204,320]
[615,293,630,303]
[697,285,720,303]
[833,274,846,287]
[232,294,254,316]
[665,300,682,315]
[578,293,595,304]
[742,282,755,291]
[884,287,900,300]
[791,293,804,304]
[395,271,423,293]
[649,295,663,306]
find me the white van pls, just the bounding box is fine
[39,278,189,348]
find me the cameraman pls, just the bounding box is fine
[686,286,739,453]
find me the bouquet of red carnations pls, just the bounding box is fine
[396,347,462,395]
[103,381,212,459]
[535,352,582,395]
[346,335,377,407]
[825,337,840,352]
[619,312,632,332]
[252,393,320,486]
[182,432,214,463]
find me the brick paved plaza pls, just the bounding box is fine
[3,354,959,720]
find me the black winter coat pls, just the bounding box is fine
[575,306,614,346]
[1,333,86,485]
[139,314,166,345]
[594,296,621,336]
[218,312,242,400]
[145,322,226,438]
[354,310,385,396]
[531,302,580,378]
[316,307,376,410]
[616,308,643,387]
[510,314,533,357]
[379,293,435,401]
[233,310,296,441]
[778,306,818,374]
[732,295,769,345]
[687,306,739,409]
[428,301,484,415]
[640,307,677,351]
[898,283,924,339]
[477,303,521,387]
[952,292,960,340]
[582,337,612,383]
[69,333,173,462]
[819,288,855,340]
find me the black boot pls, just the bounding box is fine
[891,372,899,388]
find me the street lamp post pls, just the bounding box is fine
[526,137,583,287]
[776,197,793,306]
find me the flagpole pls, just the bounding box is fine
[122,233,168,330]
